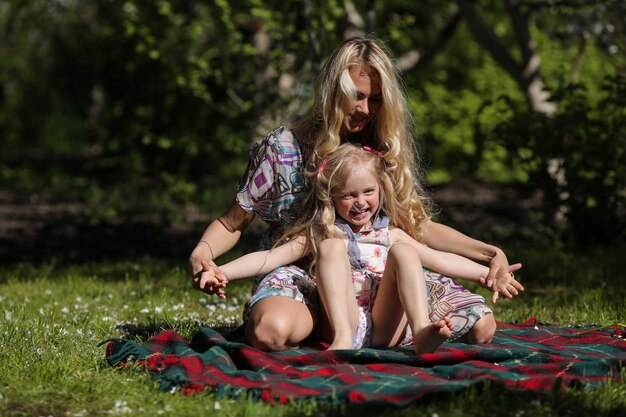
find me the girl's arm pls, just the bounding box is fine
[419,219,524,297]
[391,228,521,284]
[218,235,309,282]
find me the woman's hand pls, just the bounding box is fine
[197,260,228,299]
[190,242,226,297]
[192,257,228,299]
[481,253,524,303]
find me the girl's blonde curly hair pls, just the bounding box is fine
[281,143,398,273]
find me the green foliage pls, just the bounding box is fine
[1,0,625,245]
[409,28,526,184]
[486,75,626,246]
[0,1,353,221]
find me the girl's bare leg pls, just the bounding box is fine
[316,238,360,350]
[371,243,451,354]
[412,317,453,354]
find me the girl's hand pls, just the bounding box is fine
[483,248,510,289]
[195,260,229,299]
[488,263,524,304]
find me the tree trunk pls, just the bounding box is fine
[458,0,556,115]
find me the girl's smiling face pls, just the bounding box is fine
[342,64,382,135]
[332,164,380,233]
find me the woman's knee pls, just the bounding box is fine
[246,312,292,351]
[465,314,497,344]
[246,298,315,351]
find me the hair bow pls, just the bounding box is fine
[362,145,384,157]
[318,159,328,173]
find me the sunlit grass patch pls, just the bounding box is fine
[0,247,625,416]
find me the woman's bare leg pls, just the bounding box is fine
[458,313,496,344]
[316,238,360,350]
[246,297,316,351]
[371,243,451,354]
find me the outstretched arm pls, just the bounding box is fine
[392,228,522,303]
[215,235,309,282]
[420,219,524,298]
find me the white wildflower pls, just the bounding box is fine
[111,400,132,414]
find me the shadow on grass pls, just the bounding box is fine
[114,321,243,343]
[1,215,217,263]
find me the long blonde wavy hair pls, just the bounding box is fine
[291,36,431,240]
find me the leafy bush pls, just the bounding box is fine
[487,75,626,246]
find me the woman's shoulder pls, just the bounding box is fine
[247,126,302,162]
[256,125,299,147]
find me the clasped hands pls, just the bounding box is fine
[478,261,524,304]
[193,260,229,299]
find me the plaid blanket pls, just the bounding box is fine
[102,320,626,406]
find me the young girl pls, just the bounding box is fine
[200,144,521,354]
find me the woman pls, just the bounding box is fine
[190,36,523,351]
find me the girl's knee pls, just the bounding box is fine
[388,242,418,262]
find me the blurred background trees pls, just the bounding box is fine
[1,0,624,251]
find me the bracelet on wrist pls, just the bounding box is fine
[198,240,215,260]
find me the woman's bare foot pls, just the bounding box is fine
[413,317,453,354]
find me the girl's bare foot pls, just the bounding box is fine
[327,334,354,350]
[413,317,453,354]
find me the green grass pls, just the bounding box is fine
[1,247,625,416]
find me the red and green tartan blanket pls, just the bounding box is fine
[102,321,626,406]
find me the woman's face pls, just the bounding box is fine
[342,64,382,135]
